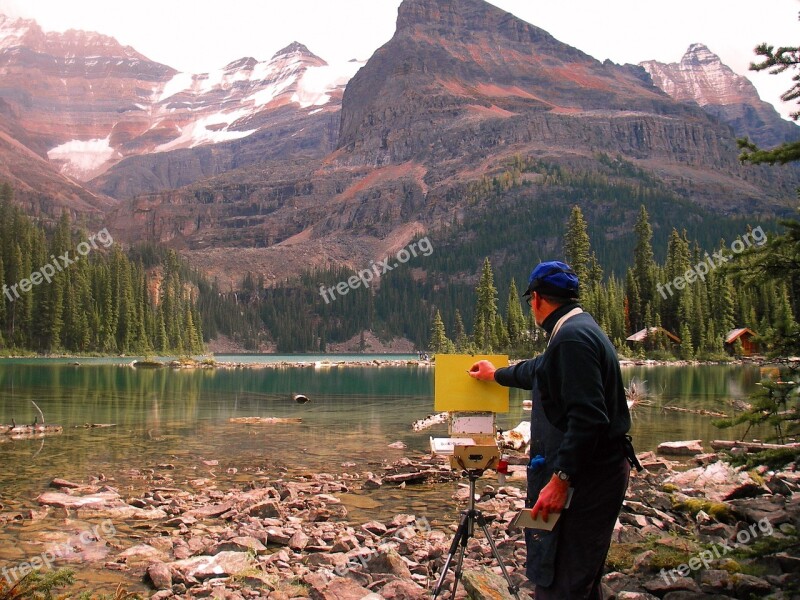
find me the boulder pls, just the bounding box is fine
[146,562,172,590]
[366,548,412,579]
[664,462,767,502]
[657,440,704,456]
[462,567,532,600]
[169,551,254,581]
[36,491,120,509]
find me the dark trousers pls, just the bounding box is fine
[534,456,630,600]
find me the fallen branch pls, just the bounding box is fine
[30,400,45,424]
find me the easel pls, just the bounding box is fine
[431,445,521,600]
[429,355,517,599]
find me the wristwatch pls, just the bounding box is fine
[554,470,570,482]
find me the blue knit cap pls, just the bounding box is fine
[523,260,580,299]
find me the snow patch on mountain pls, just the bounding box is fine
[293,60,364,108]
[154,109,257,153]
[47,136,119,179]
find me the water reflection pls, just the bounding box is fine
[0,362,765,510]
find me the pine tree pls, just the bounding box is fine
[633,205,656,312]
[453,309,468,351]
[473,258,498,351]
[505,278,526,350]
[564,206,591,284]
[429,309,453,353]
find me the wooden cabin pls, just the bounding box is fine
[626,327,681,351]
[725,328,758,356]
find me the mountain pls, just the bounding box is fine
[106,0,797,290]
[640,43,800,149]
[0,13,362,202]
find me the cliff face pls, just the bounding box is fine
[337,0,731,170]
[640,43,800,148]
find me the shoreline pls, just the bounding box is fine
[0,354,778,370]
[2,449,796,599]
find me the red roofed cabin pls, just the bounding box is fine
[725,328,758,357]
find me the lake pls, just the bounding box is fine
[0,358,765,592]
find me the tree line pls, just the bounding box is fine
[429,204,797,359]
[0,184,204,355]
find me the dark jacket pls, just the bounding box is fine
[494,302,631,478]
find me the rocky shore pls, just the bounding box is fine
[2,447,797,600]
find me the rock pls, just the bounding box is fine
[210,536,267,555]
[116,544,168,565]
[662,593,735,599]
[726,496,791,526]
[363,477,383,489]
[183,502,233,519]
[366,548,412,579]
[657,440,704,456]
[265,526,292,545]
[146,562,173,590]
[643,576,702,595]
[308,576,374,600]
[379,579,428,599]
[246,500,282,519]
[170,551,254,581]
[36,490,120,509]
[664,462,768,502]
[50,478,82,489]
[699,569,731,594]
[362,520,388,536]
[289,530,310,550]
[462,567,531,600]
[76,505,168,520]
[731,573,772,597]
[617,593,659,600]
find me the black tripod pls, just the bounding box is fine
[432,466,521,599]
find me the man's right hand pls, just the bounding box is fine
[469,360,496,381]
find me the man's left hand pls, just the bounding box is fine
[531,474,570,523]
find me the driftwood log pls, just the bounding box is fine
[710,440,800,452]
[229,417,302,424]
[663,405,728,418]
[1,424,63,437]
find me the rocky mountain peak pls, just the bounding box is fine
[0,13,44,50]
[682,43,720,65]
[640,44,799,148]
[271,41,324,63]
[640,44,751,107]
[395,0,575,50]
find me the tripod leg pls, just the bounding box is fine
[476,513,521,600]
[432,513,470,599]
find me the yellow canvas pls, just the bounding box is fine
[434,354,510,412]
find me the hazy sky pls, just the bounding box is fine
[1,0,798,119]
